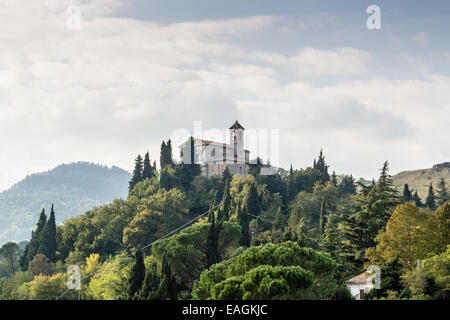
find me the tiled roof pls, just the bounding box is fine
[345,272,373,284]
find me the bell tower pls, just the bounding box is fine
[229,121,245,163]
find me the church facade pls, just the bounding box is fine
[179,121,250,177]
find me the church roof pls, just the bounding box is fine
[229,120,245,130]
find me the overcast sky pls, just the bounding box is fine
[1,0,449,192]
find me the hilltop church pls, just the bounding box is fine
[179,121,250,177]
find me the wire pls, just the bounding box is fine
[56,203,219,300]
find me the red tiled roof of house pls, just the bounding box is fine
[345,272,373,284]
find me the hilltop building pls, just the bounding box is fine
[179,121,250,177]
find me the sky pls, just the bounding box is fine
[0,0,449,192]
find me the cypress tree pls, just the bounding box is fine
[412,191,423,207]
[21,208,47,270]
[425,183,437,210]
[143,151,155,180]
[331,171,338,187]
[237,204,250,247]
[128,249,145,300]
[206,212,219,267]
[160,141,167,169]
[313,150,329,183]
[286,165,295,202]
[37,205,56,262]
[402,184,413,202]
[141,261,159,300]
[156,256,177,300]
[129,154,144,192]
[246,181,260,217]
[436,178,449,206]
[338,175,356,196]
[160,140,174,169]
[221,181,231,221]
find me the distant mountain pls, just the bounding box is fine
[392,162,450,199]
[0,162,131,244]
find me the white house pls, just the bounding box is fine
[345,272,375,300]
[178,121,250,177]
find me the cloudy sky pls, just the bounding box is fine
[1,0,449,192]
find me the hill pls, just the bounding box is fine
[392,162,450,199]
[0,162,131,244]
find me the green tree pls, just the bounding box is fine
[28,254,55,276]
[238,204,250,247]
[141,261,159,300]
[20,209,47,270]
[412,191,423,207]
[330,171,338,187]
[129,154,144,192]
[365,257,404,300]
[436,178,449,206]
[37,204,57,262]
[286,165,295,202]
[128,249,145,299]
[338,175,357,196]
[142,151,156,180]
[220,181,231,221]
[0,242,19,275]
[425,183,437,210]
[192,241,337,300]
[402,184,413,202]
[206,212,220,268]
[155,256,177,300]
[246,181,260,217]
[313,150,329,183]
[160,140,174,169]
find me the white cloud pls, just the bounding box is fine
[0,0,448,191]
[291,47,371,76]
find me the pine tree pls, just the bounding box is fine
[320,214,342,261]
[412,191,423,207]
[37,205,56,262]
[143,151,155,180]
[129,154,144,192]
[128,249,145,300]
[425,183,437,210]
[436,178,449,206]
[402,184,413,203]
[237,203,250,247]
[376,161,399,209]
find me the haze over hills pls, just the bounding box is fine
[392,162,450,199]
[0,162,131,244]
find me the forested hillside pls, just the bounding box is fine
[392,163,450,199]
[0,145,448,300]
[0,163,131,244]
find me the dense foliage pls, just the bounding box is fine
[0,146,448,300]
